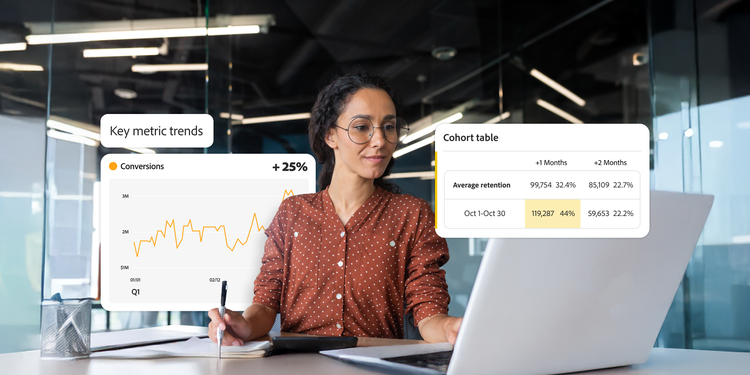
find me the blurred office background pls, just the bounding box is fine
[1,0,749,354]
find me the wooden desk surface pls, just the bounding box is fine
[3,328,750,375]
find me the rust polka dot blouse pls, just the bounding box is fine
[252,185,450,339]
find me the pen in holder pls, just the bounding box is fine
[40,294,93,359]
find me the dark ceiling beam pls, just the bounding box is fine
[66,0,192,18]
[240,95,315,110]
[272,26,420,55]
[275,0,368,86]
[161,78,201,113]
[276,39,318,86]
[79,73,166,88]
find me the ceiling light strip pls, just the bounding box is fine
[0,63,43,71]
[27,26,260,45]
[483,111,511,124]
[131,63,208,73]
[402,112,463,144]
[124,147,156,154]
[47,129,99,147]
[530,69,586,106]
[240,112,311,125]
[536,99,583,124]
[394,136,434,158]
[47,119,101,140]
[83,47,159,58]
[0,42,27,52]
[220,112,244,120]
[384,171,435,179]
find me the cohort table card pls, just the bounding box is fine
[435,124,650,238]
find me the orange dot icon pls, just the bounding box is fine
[109,162,117,170]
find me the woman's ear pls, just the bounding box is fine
[324,127,338,149]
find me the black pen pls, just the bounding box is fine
[217,280,228,359]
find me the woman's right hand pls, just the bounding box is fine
[208,308,252,346]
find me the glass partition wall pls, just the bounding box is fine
[41,0,211,332]
[0,0,748,354]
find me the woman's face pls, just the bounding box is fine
[326,88,397,181]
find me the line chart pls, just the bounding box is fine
[101,154,315,311]
[132,189,293,257]
[132,214,266,257]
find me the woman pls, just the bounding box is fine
[208,72,462,345]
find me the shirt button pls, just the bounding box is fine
[390,241,396,247]
[336,293,342,300]
[294,232,298,237]
[336,323,342,329]
[337,261,344,267]
[340,231,345,237]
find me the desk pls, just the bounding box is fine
[3,327,750,375]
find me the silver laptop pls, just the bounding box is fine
[321,191,714,375]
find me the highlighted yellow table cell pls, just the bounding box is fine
[525,200,581,228]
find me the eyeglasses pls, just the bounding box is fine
[334,117,409,144]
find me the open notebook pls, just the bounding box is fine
[91,337,271,359]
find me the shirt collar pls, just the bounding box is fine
[322,185,387,232]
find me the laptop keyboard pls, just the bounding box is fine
[382,350,453,372]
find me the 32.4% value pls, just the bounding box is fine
[529,181,577,189]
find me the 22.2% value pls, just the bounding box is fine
[587,210,635,217]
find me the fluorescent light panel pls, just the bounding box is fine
[0,42,27,52]
[240,112,311,125]
[402,112,463,144]
[131,63,207,73]
[394,136,434,158]
[530,69,586,107]
[47,129,99,147]
[536,99,583,124]
[83,47,159,58]
[0,63,43,71]
[27,25,259,45]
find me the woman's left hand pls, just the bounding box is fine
[442,316,463,345]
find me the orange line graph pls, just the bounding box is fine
[281,189,294,201]
[132,189,294,257]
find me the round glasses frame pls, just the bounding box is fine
[334,117,409,145]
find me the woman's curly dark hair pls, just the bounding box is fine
[309,71,401,194]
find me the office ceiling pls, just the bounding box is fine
[0,0,651,151]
